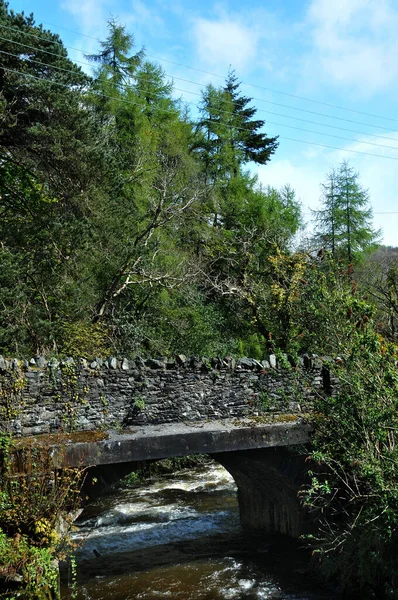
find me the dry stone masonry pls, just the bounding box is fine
[0,354,339,437]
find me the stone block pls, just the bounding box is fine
[145,358,165,369]
[121,358,130,370]
[237,357,254,369]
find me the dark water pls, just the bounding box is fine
[61,463,336,599]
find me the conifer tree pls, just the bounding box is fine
[86,18,144,87]
[223,71,279,168]
[313,161,380,264]
[196,72,278,181]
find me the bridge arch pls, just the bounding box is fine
[81,445,310,539]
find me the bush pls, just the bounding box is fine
[303,329,398,598]
[0,434,84,598]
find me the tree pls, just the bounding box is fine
[85,22,204,344]
[303,326,398,598]
[194,74,278,230]
[313,168,340,257]
[86,18,144,88]
[357,246,398,341]
[194,183,303,356]
[0,2,106,354]
[196,72,279,179]
[313,161,381,264]
[223,71,279,168]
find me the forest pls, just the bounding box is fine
[0,2,395,361]
[0,2,398,598]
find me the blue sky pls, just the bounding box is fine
[7,0,398,245]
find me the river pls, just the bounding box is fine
[61,460,336,599]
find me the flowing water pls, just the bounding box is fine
[61,461,337,599]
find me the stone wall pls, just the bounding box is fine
[0,354,338,437]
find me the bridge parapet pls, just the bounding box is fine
[0,354,338,437]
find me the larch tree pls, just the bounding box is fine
[313,161,381,264]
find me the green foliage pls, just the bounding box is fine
[0,434,83,598]
[258,390,271,412]
[357,246,398,343]
[59,322,110,358]
[0,368,25,421]
[86,18,144,87]
[121,455,210,486]
[133,396,145,411]
[313,161,381,265]
[0,7,302,359]
[0,528,60,599]
[303,328,398,598]
[0,1,106,354]
[237,335,265,360]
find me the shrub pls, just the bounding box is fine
[303,330,398,598]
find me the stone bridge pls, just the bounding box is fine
[1,353,336,537]
[56,418,313,537]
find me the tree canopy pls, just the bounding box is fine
[2,8,398,599]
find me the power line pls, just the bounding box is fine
[19,18,398,125]
[260,119,398,151]
[0,31,398,148]
[144,71,398,143]
[1,22,398,134]
[2,31,398,147]
[275,136,398,161]
[245,110,398,144]
[3,49,398,154]
[302,210,398,215]
[3,65,398,163]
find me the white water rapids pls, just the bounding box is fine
[61,461,336,600]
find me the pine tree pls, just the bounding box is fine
[223,71,279,168]
[195,73,279,230]
[313,161,381,264]
[196,72,278,181]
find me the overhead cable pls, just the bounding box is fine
[0,21,397,133]
[2,65,398,162]
[8,18,398,124]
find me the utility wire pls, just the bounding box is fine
[2,32,398,146]
[3,65,398,163]
[2,33,398,144]
[0,22,397,133]
[301,210,398,215]
[12,17,398,125]
[2,48,398,153]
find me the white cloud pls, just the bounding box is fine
[124,0,163,36]
[192,17,259,72]
[257,158,324,215]
[304,0,398,96]
[257,131,398,247]
[62,0,109,35]
[62,0,162,43]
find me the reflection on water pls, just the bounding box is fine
[61,462,337,600]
